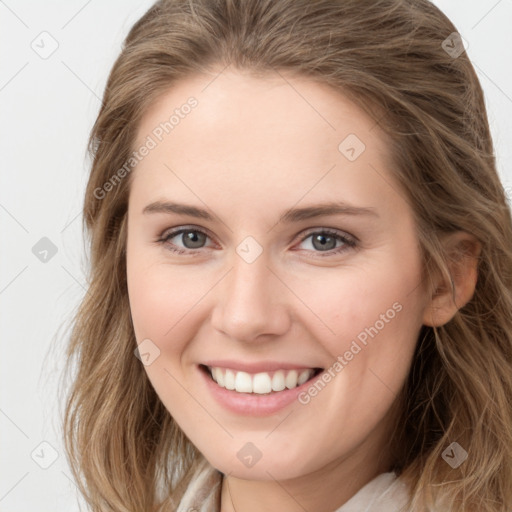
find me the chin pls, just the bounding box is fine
[205,446,317,481]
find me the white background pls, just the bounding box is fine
[1,1,511,510]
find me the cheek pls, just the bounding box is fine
[288,268,422,443]
[296,261,420,343]
[128,264,190,345]
[291,257,424,401]
[126,251,217,368]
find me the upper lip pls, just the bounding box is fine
[201,360,323,373]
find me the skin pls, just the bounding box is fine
[125,67,480,512]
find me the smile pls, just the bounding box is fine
[200,364,323,395]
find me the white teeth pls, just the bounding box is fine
[271,370,286,391]
[285,369,298,389]
[208,366,316,394]
[297,369,311,386]
[253,373,272,394]
[215,367,224,387]
[224,369,236,390]
[234,371,253,393]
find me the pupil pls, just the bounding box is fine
[313,233,335,251]
[184,231,205,248]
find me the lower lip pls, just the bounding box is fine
[198,365,321,416]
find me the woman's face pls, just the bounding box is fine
[126,68,430,482]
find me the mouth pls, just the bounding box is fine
[199,364,323,395]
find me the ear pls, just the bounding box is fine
[422,231,481,327]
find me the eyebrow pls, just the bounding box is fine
[143,200,379,223]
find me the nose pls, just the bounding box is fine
[210,251,291,343]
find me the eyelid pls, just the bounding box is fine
[157,224,216,248]
[159,223,211,236]
[158,225,357,243]
[157,225,358,256]
[296,226,358,244]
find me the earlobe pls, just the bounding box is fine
[422,231,482,327]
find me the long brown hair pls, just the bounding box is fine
[63,1,512,510]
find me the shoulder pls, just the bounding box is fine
[335,471,411,512]
[175,464,414,512]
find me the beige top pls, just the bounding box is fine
[175,457,412,512]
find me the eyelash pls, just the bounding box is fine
[156,225,357,258]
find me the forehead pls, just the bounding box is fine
[134,68,387,153]
[130,68,402,221]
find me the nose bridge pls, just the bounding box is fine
[211,245,290,342]
[230,249,271,304]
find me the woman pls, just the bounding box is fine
[63,1,512,510]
